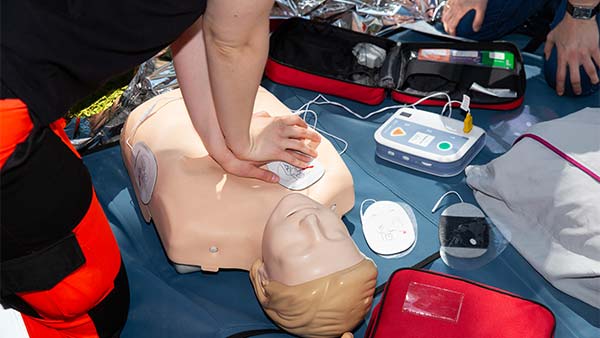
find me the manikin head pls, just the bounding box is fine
[250,193,377,338]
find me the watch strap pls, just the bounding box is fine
[567,2,600,19]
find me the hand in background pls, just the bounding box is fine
[442,0,488,36]
[234,112,321,169]
[544,14,600,96]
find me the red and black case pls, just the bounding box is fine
[266,18,526,110]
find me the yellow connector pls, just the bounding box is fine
[463,112,473,133]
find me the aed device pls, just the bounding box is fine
[374,108,486,177]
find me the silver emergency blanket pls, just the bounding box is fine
[272,0,443,35]
[70,53,177,152]
[466,107,600,308]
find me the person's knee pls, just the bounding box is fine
[544,47,600,97]
[452,9,502,41]
[454,10,479,38]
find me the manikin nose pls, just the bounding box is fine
[300,214,323,242]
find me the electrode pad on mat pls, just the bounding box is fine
[434,200,509,271]
[439,203,489,259]
[361,200,417,258]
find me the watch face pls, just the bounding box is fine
[572,6,593,19]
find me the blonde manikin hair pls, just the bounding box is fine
[250,258,378,338]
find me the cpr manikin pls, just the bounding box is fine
[120,87,354,271]
[250,193,378,338]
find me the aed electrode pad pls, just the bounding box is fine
[266,158,325,191]
[432,191,509,270]
[439,202,489,258]
[361,200,417,257]
[132,142,158,205]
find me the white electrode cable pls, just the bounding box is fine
[294,92,454,121]
[291,91,457,156]
[431,191,464,213]
[442,100,463,118]
[359,198,378,220]
[293,108,349,155]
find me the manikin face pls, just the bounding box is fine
[261,193,364,286]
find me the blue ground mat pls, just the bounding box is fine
[84,31,599,337]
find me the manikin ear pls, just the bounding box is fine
[249,259,270,305]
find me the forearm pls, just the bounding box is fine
[203,0,274,157]
[171,16,228,158]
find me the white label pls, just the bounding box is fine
[421,49,449,57]
[452,50,478,58]
[408,132,435,147]
[461,94,471,111]
[489,52,505,60]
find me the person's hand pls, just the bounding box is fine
[544,14,600,96]
[210,144,281,183]
[442,0,488,36]
[235,112,321,168]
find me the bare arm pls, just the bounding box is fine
[202,0,272,156]
[172,16,278,183]
[203,0,320,166]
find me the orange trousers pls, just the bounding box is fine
[0,99,129,338]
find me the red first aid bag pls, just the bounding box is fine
[366,269,555,338]
[266,18,526,110]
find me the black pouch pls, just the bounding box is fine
[266,18,526,110]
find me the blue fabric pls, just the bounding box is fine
[452,0,551,40]
[83,38,600,338]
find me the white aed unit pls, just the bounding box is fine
[374,108,486,177]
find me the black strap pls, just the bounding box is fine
[229,251,441,338]
[405,60,464,84]
[0,232,85,318]
[1,232,85,293]
[374,251,441,296]
[0,292,42,318]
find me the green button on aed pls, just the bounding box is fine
[437,141,452,151]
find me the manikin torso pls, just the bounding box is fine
[120,87,355,272]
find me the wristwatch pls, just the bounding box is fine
[566,2,600,19]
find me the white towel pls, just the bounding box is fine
[466,107,600,308]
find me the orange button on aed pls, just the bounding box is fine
[391,127,406,136]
